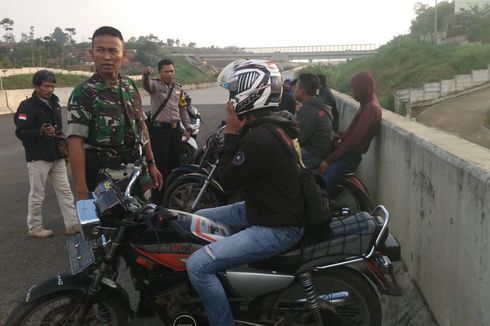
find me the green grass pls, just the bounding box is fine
[1,74,88,90]
[485,111,490,129]
[1,55,216,90]
[298,37,490,110]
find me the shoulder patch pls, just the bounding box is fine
[232,151,246,165]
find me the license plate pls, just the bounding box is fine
[66,233,95,275]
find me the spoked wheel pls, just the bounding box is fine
[163,180,226,212]
[267,268,381,326]
[6,290,127,326]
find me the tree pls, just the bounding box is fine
[0,18,15,43]
[175,38,180,46]
[188,42,196,48]
[29,26,35,66]
[65,27,76,45]
[51,27,68,45]
[166,38,175,47]
[410,1,454,36]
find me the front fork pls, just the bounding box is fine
[72,226,127,326]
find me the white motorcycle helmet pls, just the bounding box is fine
[217,59,283,116]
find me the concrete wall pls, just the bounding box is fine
[394,65,490,115]
[335,91,490,326]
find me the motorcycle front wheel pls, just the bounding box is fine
[163,179,227,212]
[6,290,127,326]
[269,268,381,326]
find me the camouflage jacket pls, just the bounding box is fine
[67,73,148,164]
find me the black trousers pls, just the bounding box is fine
[150,125,182,204]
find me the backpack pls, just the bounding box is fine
[264,124,331,227]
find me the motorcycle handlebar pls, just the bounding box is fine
[124,165,142,198]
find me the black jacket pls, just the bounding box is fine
[218,111,307,227]
[296,97,333,159]
[277,90,296,115]
[14,92,63,162]
[318,86,339,132]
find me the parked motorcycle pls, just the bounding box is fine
[164,121,373,214]
[6,159,401,326]
[180,93,202,164]
[163,120,228,212]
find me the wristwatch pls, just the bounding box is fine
[146,159,155,166]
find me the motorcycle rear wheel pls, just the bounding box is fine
[269,268,381,326]
[163,179,227,212]
[5,290,127,326]
[330,181,373,214]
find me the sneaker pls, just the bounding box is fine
[28,228,54,238]
[65,224,81,235]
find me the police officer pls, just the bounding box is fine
[67,26,162,200]
[142,59,192,204]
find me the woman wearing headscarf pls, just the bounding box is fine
[318,71,382,193]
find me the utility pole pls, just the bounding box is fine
[434,0,439,44]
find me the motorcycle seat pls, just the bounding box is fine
[250,212,379,273]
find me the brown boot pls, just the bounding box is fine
[28,228,54,238]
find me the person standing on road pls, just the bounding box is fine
[14,70,80,238]
[295,73,333,169]
[319,71,382,193]
[142,59,192,204]
[67,26,162,201]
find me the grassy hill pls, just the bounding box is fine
[299,37,490,109]
[1,55,215,90]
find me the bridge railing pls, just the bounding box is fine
[244,44,379,53]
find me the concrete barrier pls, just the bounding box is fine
[335,91,490,326]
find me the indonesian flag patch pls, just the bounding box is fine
[18,113,27,120]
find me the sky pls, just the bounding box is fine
[0,0,435,48]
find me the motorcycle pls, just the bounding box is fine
[164,121,373,214]
[6,159,401,326]
[163,120,229,212]
[179,100,202,165]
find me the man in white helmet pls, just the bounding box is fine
[186,59,307,325]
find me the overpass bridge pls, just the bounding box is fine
[170,44,379,68]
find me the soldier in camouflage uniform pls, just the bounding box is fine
[67,26,162,200]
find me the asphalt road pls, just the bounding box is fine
[0,95,226,325]
[416,85,490,149]
[0,83,436,325]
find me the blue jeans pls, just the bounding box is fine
[186,202,304,326]
[301,148,323,169]
[324,153,362,194]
